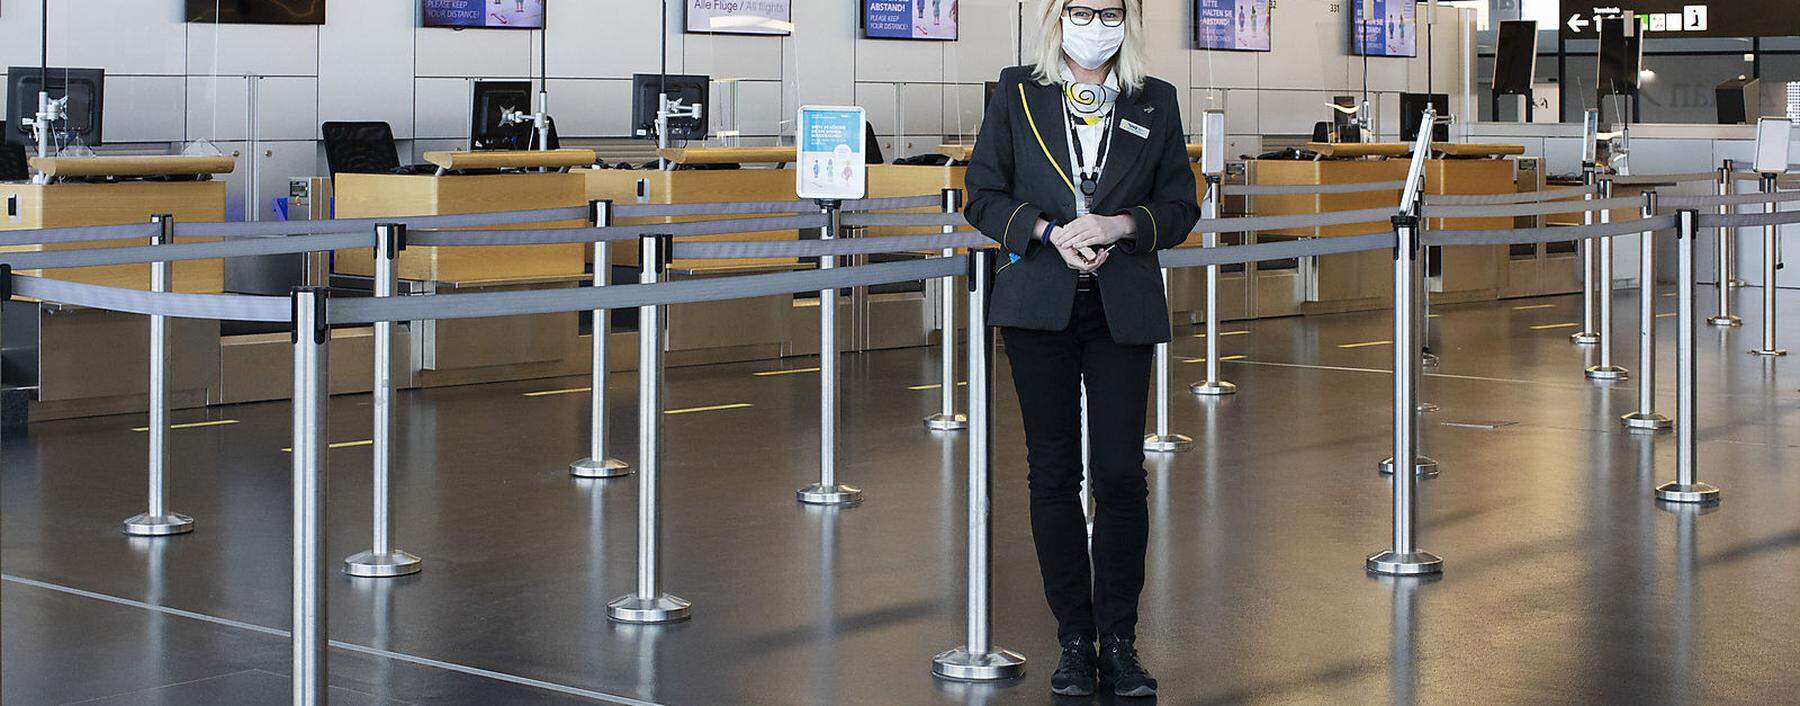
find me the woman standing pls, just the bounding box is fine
[963,0,1199,698]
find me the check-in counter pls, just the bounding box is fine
[329,149,593,389]
[1,155,230,420]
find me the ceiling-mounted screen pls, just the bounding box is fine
[1194,0,1271,52]
[688,0,792,36]
[1350,0,1417,58]
[862,0,958,41]
[422,0,546,30]
[187,0,326,25]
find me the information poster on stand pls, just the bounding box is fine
[863,0,959,41]
[686,0,793,35]
[797,106,867,201]
[1194,0,1271,52]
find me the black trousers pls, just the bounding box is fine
[1001,288,1154,641]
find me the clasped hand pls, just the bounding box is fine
[1049,213,1135,274]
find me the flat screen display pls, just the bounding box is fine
[1351,0,1417,58]
[187,0,326,25]
[422,0,546,30]
[688,0,792,35]
[863,0,958,41]
[1492,20,1538,94]
[1194,0,1271,52]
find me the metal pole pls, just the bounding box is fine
[1710,162,1742,327]
[572,200,630,478]
[1367,217,1442,577]
[345,224,422,577]
[1657,210,1721,504]
[799,200,862,504]
[1587,177,1629,379]
[1751,173,1786,357]
[1572,167,1602,345]
[1191,175,1236,397]
[1146,264,1193,453]
[607,234,691,624]
[1379,246,1441,479]
[932,248,1027,681]
[290,287,330,705]
[925,189,967,431]
[124,215,194,537]
[1624,193,1672,431]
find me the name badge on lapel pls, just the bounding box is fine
[1119,119,1151,140]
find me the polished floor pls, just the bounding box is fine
[6,285,1800,705]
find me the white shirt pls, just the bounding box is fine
[1056,64,1120,215]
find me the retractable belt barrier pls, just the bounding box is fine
[1423,184,1595,205]
[0,222,162,247]
[1225,180,1406,196]
[1423,214,1680,247]
[1611,172,1721,186]
[670,231,989,259]
[406,214,832,247]
[1423,195,1643,219]
[0,231,374,271]
[11,275,290,322]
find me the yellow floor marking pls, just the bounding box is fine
[1656,312,1679,318]
[1192,330,1250,339]
[1337,340,1393,349]
[1427,314,1442,319]
[1530,322,1581,330]
[1512,304,1557,311]
[523,387,591,397]
[1182,355,1247,364]
[665,403,753,415]
[908,381,970,391]
[282,439,374,453]
[131,419,239,433]
[753,367,820,377]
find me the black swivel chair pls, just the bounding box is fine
[0,122,29,181]
[321,121,407,177]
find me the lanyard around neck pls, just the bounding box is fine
[1065,106,1114,204]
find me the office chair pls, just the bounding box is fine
[0,122,28,181]
[864,122,886,165]
[321,121,437,176]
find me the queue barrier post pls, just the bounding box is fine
[1377,248,1441,479]
[1572,166,1603,345]
[798,199,863,505]
[1367,216,1443,577]
[122,214,195,537]
[1709,161,1743,327]
[932,247,1028,682]
[924,188,969,431]
[1623,192,1673,432]
[344,223,423,577]
[1145,264,1193,453]
[1657,209,1722,504]
[607,233,692,624]
[571,200,631,478]
[290,287,330,705]
[1750,173,1787,357]
[1191,174,1237,398]
[1587,176,1630,380]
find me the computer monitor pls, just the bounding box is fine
[1596,15,1641,97]
[1400,93,1450,142]
[470,81,533,151]
[5,67,104,148]
[631,74,710,141]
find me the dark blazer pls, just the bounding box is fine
[964,65,1201,346]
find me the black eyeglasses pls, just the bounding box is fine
[1064,5,1126,27]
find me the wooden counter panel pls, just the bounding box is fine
[1249,160,1406,237]
[584,168,805,270]
[1426,159,1516,233]
[333,172,586,282]
[0,181,226,293]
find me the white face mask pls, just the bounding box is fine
[1061,15,1126,71]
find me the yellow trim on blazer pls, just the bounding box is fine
[1019,83,1077,197]
[1134,204,1160,249]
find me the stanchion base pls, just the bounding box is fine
[607,593,692,624]
[1620,412,1673,431]
[797,483,863,506]
[1189,380,1237,397]
[1379,456,1440,478]
[1570,332,1601,345]
[343,549,423,578]
[1419,402,1440,414]
[1365,550,1443,576]
[1143,434,1193,453]
[121,512,194,537]
[1707,315,1743,328]
[923,413,968,431]
[1749,348,1789,357]
[570,457,631,479]
[931,646,1028,682]
[1421,353,1440,370]
[1585,365,1630,381]
[1655,481,1721,504]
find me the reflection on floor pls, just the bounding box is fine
[5,286,1800,705]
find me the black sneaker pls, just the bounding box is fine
[1050,634,1097,697]
[1098,635,1157,698]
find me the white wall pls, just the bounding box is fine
[0,0,1474,220]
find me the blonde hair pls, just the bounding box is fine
[1030,0,1148,93]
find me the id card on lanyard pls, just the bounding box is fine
[1067,109,1114,218]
